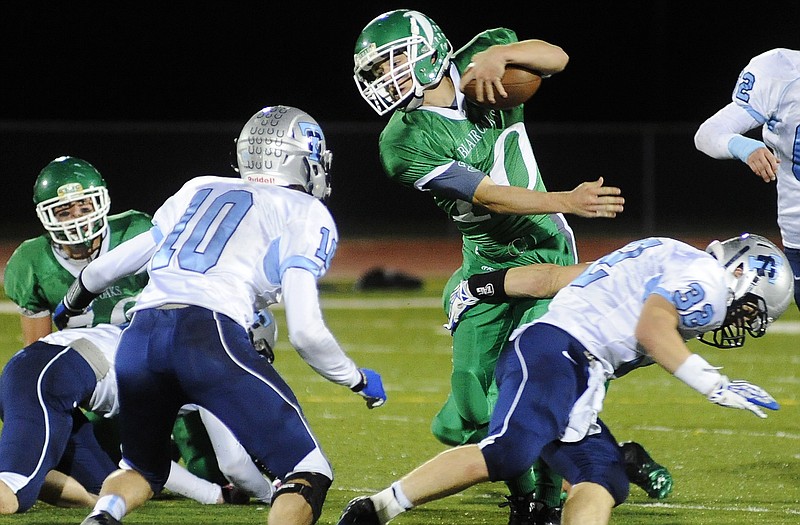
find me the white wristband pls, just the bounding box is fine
[673,354,723,396]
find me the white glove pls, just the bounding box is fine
[707,378,779,419]
[444,280,479,334]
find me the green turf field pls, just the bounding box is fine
[0,281,798,524]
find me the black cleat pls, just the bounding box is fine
[620,441,673,499]
[338,496,381,525]
[80,510,122,525]
[500,493,562,525]
[532,500,561,525]
[500,493,535,525]
[221,483,251,504]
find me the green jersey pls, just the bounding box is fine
[379,28,575,272]
[4,210,152,326]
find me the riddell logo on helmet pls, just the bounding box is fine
[246,175,277,184]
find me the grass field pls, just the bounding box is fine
[0,279,798,524]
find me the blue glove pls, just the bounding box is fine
[707,378,779,419]
[351,368,386,409]
[53,272,99,330]
[53,300,84,331]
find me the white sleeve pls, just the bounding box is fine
[82,229,159,293]
[281,267,362,389]
[694,102,762,159]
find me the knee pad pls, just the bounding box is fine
[271,472,331,523]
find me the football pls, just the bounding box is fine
[462,65,542,109]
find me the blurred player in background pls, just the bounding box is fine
[58,105,387,525]
[1,156,271,508]
[338,233,793,525]
[351,9,660,523]
[695,48,800,312]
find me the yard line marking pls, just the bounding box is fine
[631,425,800,440]
[627,501,800,515]
[0,298,443,313]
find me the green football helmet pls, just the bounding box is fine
[353,9,453,115]
[33,156,110,249]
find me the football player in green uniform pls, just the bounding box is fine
[6,156,150,344]
[353,10,666,523]
[2,156,242,506]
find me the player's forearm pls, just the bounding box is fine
[694,102,761,160]
[473,182,568,215]
[504,263,588,298]
[635,295,691,373]
[500,40,568,76]
[464,263,587,303]
[282,268,362,388]
[21,314,54,345]
[81,230,157,292]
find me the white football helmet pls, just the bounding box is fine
[701,233,794,348]
[235,105,332,201]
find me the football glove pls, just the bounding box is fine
[53,271,100,330]
[444,280,479,334]
[53,300,84,330]
[351,368,387,409]
[248,308,277,363]
[707,378,779,419]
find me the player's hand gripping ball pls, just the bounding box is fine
[462,66,542,109]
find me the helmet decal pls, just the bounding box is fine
[748,253,782,283]
[410,11,435,47]
[298,121,324,162]
[57,182,85,197]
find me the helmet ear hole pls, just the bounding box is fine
[302,156,314,194]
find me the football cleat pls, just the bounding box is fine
[221,483,251,505]
[337,496,381,525]
[80,510,122,525]
[499,493,561,525]
[620,441,673,499]
[533,500,562,525]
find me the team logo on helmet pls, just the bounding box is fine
[57,183,84,198]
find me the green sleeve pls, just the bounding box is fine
[452,28,519,73]
[379,112,455,190]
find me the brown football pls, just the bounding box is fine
[462,65,542,109]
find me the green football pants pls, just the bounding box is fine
[431,271,562,505]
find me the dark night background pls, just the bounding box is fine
[2,1,799,241]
